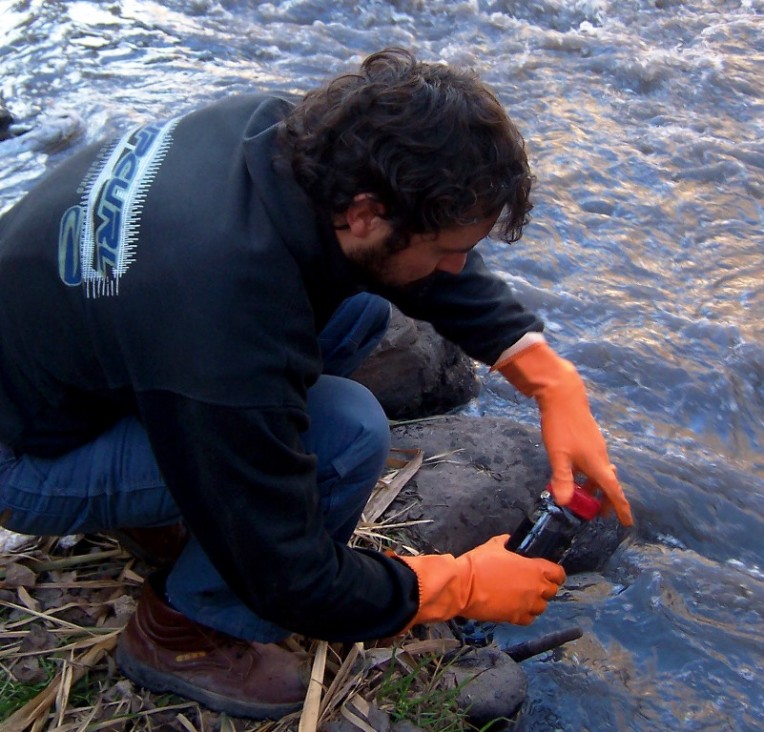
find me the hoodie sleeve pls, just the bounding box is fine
[137,388,420,642]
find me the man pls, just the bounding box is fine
[0,48,633,718]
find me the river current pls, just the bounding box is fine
[1,1,762,730]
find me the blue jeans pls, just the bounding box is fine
[0,294,391,642]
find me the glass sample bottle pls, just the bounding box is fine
[506,483,601,563]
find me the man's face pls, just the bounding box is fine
[349,216,497,288]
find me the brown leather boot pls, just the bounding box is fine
[116,578,309,719]
[109,522,189,566]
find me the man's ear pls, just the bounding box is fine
[344,193,388,238]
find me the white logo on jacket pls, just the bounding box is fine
[58,118,177,297]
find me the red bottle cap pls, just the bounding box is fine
[546,482,601,520]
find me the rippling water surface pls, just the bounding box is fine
[1,1,762,729]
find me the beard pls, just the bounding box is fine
[345,227,420,289]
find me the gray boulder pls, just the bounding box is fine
[445,645,528,728]
[388,415,627,572]
[352,308,480,420]
[389,416,545,556]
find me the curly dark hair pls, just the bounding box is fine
[278,48,533,244]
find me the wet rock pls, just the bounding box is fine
[391,722,425,732]
[445,645,527,727]
[0,103,14,141]
[352,306,480,420]
[388,414,625,571]
[0,110,84,155]
[321,701,393,732]
[561,514,630,574]
[389,415,546,556]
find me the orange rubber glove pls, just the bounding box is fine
[394,535,565,629]
[494,341,634,526]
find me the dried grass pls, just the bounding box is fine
[0,448,471,732]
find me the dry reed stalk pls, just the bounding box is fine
[2,600,120,635]
[363,448,423,523]
[0,550,126,580]
[317,642,364,721]
[298,640,328,732]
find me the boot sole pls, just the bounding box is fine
[115,641,304,720]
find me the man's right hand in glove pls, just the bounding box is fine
[394,535,566,630]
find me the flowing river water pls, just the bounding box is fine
[1,1,762,730]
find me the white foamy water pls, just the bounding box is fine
[1,0,762,729]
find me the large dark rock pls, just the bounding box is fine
[445,645,528,728]
[0,103,13,141]
[0,109,84,154]
[388,415,627,572]
[389,416,546,556]
[352,307,480,420]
